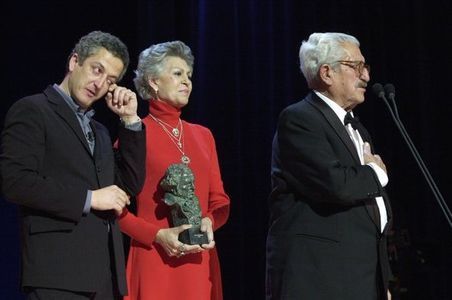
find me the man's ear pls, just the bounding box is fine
[319,64,334,86]
[68,54,79,72]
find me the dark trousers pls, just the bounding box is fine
[376,266,387,300]
[25,261,120,300]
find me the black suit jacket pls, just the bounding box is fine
[266,92,392,300]
[0,86,146,295]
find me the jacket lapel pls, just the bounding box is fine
[306,93,382,230]
[91,121,103,161]
[306,93,361,164]
[44,86,93,156]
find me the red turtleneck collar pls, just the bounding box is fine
[148,100,182,123]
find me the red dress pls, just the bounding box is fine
[119,100,230,300]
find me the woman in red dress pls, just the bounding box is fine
[119,41,230,300]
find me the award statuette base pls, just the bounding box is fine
[179,225,209,245]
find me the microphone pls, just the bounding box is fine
[373,82,452,228]
[383,83,399,119]
[384,83,395,100]
[372,83,385,99]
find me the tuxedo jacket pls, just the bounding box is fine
[266,92,392,300]
[0,86,146,295]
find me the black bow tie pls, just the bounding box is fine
[344,112,361,130]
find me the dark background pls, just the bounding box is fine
[1,0,451,299]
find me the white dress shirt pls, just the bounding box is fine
[314,91,388,232]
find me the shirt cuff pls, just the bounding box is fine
[83,190,92,215]
[367,163,388,187]
[120,117,142,131]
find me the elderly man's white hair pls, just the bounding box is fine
[299,32,360,88]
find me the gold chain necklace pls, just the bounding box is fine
[149,113,191,164]
[150,114,181,137]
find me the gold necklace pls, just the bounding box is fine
[149,114,181,137]
[149,113,190,164]
[149,114,182,146]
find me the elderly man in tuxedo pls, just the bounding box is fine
[266,32,392,300]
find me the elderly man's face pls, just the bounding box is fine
[329,42,370,111]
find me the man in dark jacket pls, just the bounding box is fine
[266,32,392,300]
[0,31,146,299]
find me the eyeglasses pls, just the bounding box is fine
[336,60,370,76]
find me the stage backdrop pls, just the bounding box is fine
[2,0,451,299]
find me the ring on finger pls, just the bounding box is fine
[178,244,186,252]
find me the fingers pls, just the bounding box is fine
[105,85,137,117]
[200,220,208,232]
[170,245,182,257]
[111,185,130,207]
[173,243,203,257]
[105,84,117,103]
[108,83,118,93]
[156,227,196,257]
[176,224,193,233]
[373,154,383,165]
[111,86,136,108]
[374,154,387,172]
[157,225,210,258]
[171,226,203,257]
[206,230,214,244]
[363,142,372,155]
[183,243,203,253]
[201,217,214,242]
[162,243,180,258]
[175,243,187,257]
[90,185,130,213]
[363,142,385,167]
[167,243,187,258]
[201,240,216,250]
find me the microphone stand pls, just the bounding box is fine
[377,85,452,229]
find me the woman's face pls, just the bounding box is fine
[150,56,192,108]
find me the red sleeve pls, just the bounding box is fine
[203,130,230,231]
[118,208,161,248]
